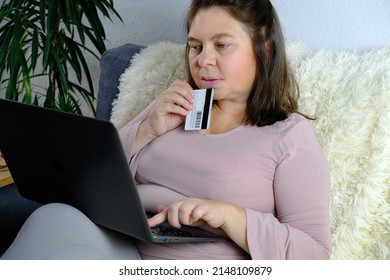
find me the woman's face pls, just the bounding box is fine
[187,7,257,104]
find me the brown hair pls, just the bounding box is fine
[185,0,306,127]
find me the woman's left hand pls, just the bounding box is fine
[148,198,228,229]
[148,198,249,253]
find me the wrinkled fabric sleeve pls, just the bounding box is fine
[118,102,154,175]
[246,118,332,259]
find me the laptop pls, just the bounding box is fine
[0,98,225,243]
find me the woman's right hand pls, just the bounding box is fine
[144,79,194,137]
[131,80,194,156]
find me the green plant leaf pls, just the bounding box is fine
[44,82,55,108]
[0,0,122,116]
[51,51,70,92]
[5,78,16,100]
[72,42,95,95]
[0,24,13,79]
[94,0,122,22]
[10,12,22,72]
[43,1,59,68]
[30,26,39,71]
[78,1,106,53]
[62,39,83,82]
[69,81,96,115]
[39,0,46,32]
[21,55,32,104]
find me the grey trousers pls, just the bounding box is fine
[1,203,141,260]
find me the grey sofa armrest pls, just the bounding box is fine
[96,43,145,121]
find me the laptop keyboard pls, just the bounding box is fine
[151,224,197,237]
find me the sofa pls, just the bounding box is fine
[96,43,146,122]
[1,41,389,259]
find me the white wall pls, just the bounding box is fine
[101,0,190,47]
[102,0,390,51]
[272,0,390,52]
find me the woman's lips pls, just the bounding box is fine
[201,77,220,88]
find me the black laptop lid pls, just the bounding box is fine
[0,99,153,241]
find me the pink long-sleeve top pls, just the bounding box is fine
[119,102,332,259]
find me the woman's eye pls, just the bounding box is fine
[217,43,230,49]
[189,45,202,53]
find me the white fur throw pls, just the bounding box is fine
[111,41,390,260]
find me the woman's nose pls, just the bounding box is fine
[198,47,216,68]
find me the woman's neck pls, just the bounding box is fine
[203,102,247,134]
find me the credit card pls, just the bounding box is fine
[184,88,214,130]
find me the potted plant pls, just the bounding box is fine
[0,0,121,115]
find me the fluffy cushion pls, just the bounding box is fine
[111,41,390,260]
[111,42,187,127]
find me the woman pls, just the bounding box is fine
[2,0,332,260]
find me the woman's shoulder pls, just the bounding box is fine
[242,113,313,135]
[275,113,318,143]
[277,112,313,130]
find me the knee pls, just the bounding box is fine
[26,203,90,230]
